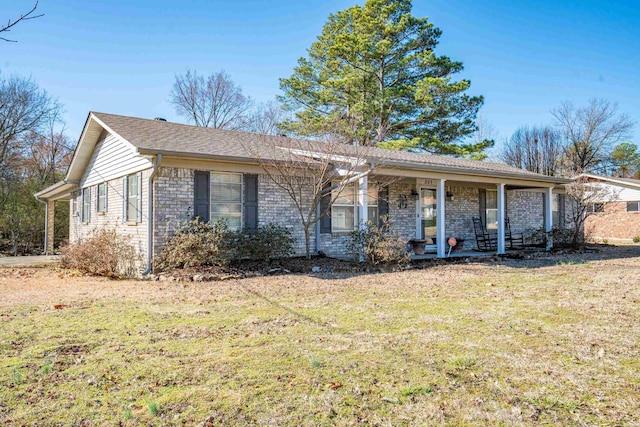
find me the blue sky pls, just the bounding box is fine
[1,0,638,151]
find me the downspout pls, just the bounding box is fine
[35,195,48,254]
[142,153,163,275]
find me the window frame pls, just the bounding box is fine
[123,173,142,223]
[331,182,378,233]
[367,184,378,226]
[627,201,640,212]
[81,187,91,223]
[485,190,498,230]
[96,182,108,213]
[552,194,560,226]
[71,191,79,221]
[210,171,243,231]
[586,203,604,214]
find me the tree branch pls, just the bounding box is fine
[1,1,43,43]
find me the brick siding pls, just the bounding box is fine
[585,201,640,242]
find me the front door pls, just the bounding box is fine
[420,188,437,246]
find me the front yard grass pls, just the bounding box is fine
[1,250,639,425]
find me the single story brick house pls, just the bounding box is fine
[577,173,640,242]
[36,112,571,272]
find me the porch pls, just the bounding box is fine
[355,172,568,259]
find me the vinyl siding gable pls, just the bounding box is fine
[80,130,152,188]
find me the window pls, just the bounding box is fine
[627,201,640,212]
[331,182,378,232]
[586,203,604,213]
[332,182,356,232]
[82,187,91,223]
[368,185,378,225]
[485,190,498,230]
[97,182,107,213]
[71,191,79,219]
[552,194,560,226]
[124,173,141,222]
[211,172,242,231]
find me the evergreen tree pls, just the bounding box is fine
[279,0,490,156]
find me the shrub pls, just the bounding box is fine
[232,223,294,263]
[348,216,409,266]
[60,228,141,278]
[528,226,577,249]
[154,219,232,271]
[633,236,640,243]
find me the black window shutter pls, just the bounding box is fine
[479,189,487,226]
[244,174,258,230]
[194,171,210,222]
[320,184,332,234]
[378,185,389,227]
[558,194,566,227]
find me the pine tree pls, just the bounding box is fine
[279,0,490,156]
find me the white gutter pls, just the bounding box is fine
[142,154,163,275]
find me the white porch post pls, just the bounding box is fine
[497,183,506,254]
[436,179,446,258]
[545,187,553,251]
[358,175,368,229]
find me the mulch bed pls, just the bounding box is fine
[153,256,361,282]
[149,244,630,282]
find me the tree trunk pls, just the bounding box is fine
[304,226,311,259]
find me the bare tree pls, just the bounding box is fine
[23,107,72,184]
[242,100,290,135]
[0,76,59,177]
[1,1,42,42]
[552,99,635,174]
[244,133,380,258]
[0,75,64,255]
[170,70,253,129]
[467,113,496,160]
[500,126,564,176]
[564,175,619,248]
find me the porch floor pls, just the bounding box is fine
[410,249,523,260]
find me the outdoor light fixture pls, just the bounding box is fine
[410,189,419,200]
[446,191,454,201]
[397,194,408,209]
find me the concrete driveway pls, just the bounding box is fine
[0,255,60,266]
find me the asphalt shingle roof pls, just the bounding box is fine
[92,112,566,182]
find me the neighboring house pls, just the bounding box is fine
[35,112,571,271]
[577,173,640,242]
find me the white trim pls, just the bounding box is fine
[358,175,368,231]
[283,147,367,168]
[436,179,446,258]
[545,187,553,250]
[497,183,505,255]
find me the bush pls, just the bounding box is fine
[60,229,141,278]
[154,219,232,271]
[633,236,640,244]
[155,220,295,272]
[348,216,409,266]
[528,226,579,249]
[232,223,294,263]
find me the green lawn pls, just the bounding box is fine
[1,252,639,426]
